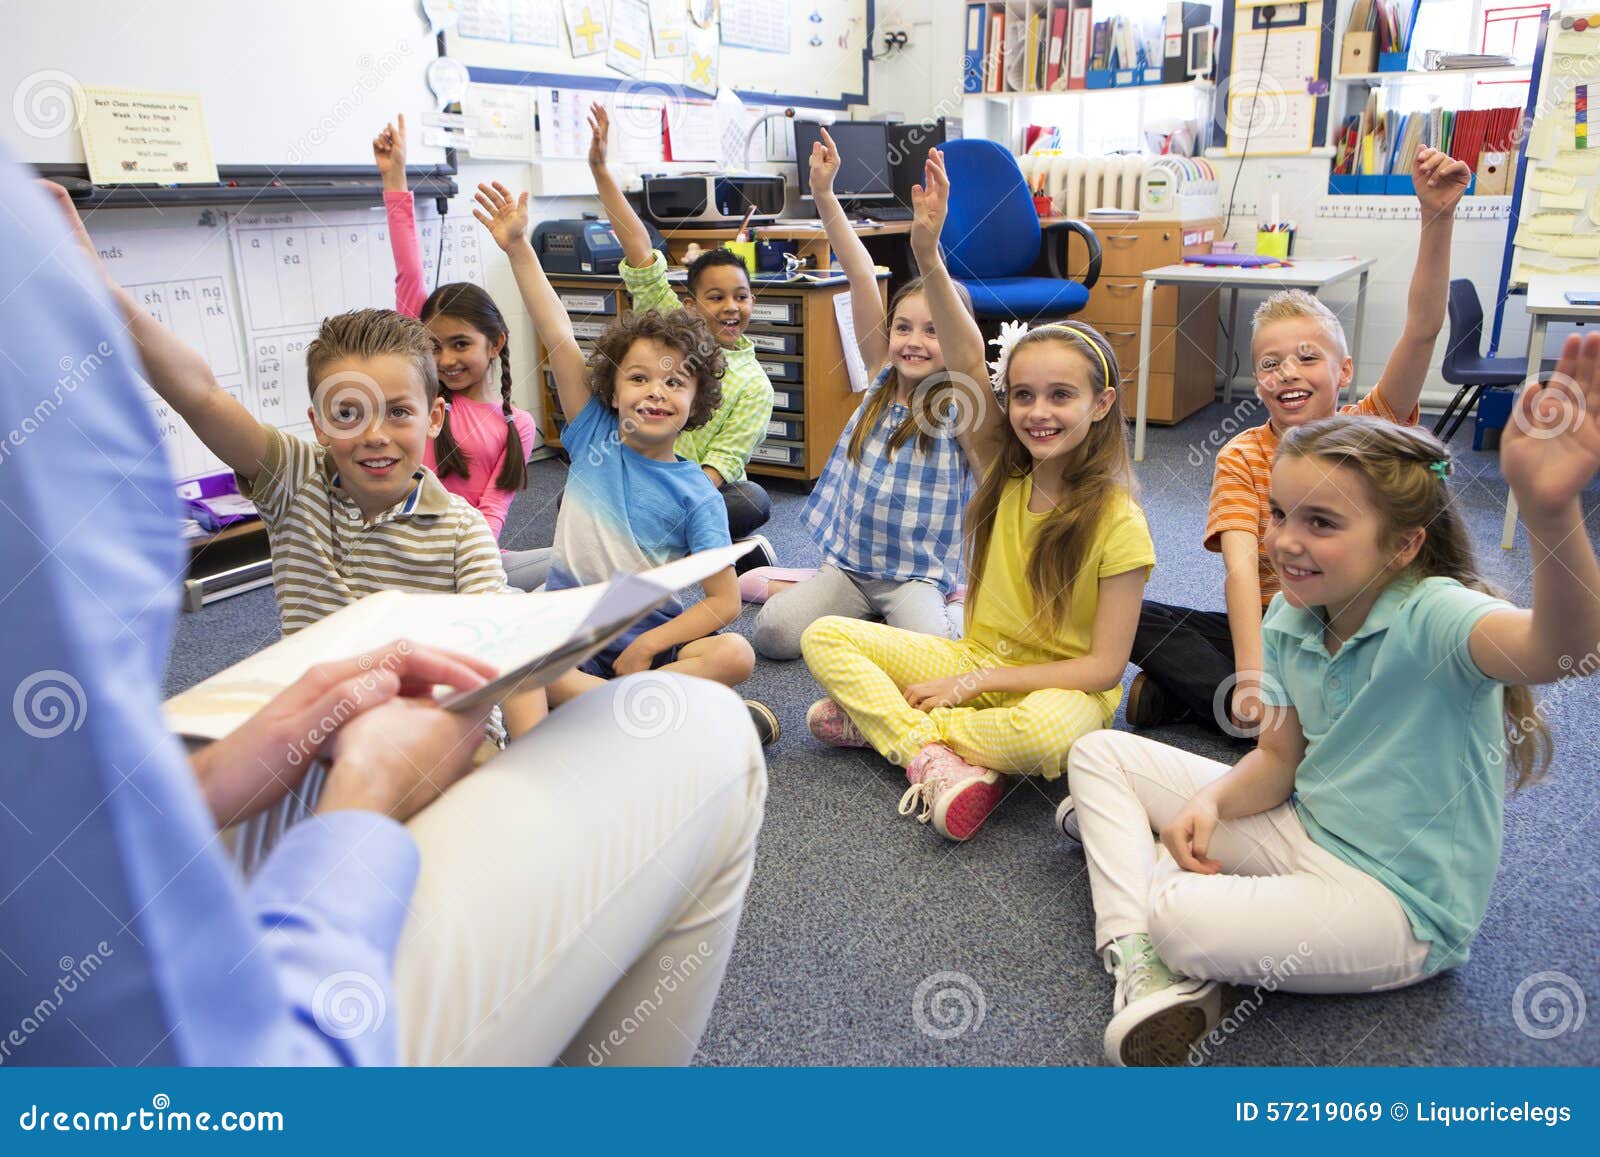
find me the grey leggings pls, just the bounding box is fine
[753,563,960,660]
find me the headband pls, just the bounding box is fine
[988,319,1112,392]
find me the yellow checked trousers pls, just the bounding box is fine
[801,616,1111,779]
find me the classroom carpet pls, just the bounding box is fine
[164,399,1600,1067]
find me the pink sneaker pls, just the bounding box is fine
[806,698,868,748]
[898,743,1004,841]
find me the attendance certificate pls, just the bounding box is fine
[79,87,218,185]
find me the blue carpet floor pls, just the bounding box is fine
[164,399,1600,1066]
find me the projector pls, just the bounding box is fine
[640,173,786,226]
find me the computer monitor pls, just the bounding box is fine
[794,120,894,201]
[888,117,961,208]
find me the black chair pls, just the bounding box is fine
[1432,279,1552,445]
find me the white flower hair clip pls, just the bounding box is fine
[987,319,1031,389]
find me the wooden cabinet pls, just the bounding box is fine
[1066,219,1222,425]
[533,272,885,481]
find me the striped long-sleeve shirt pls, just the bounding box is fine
[620,251,775,484]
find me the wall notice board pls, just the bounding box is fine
[445,0,873,109]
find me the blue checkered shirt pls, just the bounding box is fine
[802,368,972,595]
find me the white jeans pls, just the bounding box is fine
[753,563,957,660]
[1067,730,1431,994]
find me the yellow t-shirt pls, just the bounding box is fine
[967,473,1155,679]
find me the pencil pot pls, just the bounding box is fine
[755,238,798,273]
[725,240,758,276]
[1255,229,1291,259]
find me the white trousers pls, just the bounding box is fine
[1067,730,1431,994]
[394,675,767,1064]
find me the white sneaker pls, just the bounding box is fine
[1054,794,1080,844]
[733,534,777,575]
[1102,934,1221,1066]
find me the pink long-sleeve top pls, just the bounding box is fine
[384,190,535,540]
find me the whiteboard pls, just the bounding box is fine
[446,0,871,109]
[78,202,483,487]
[1,0,447,168]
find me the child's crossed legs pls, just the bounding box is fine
[1068,730,1431,994]
[801,616,1106,779]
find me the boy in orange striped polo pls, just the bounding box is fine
[1126,147,1471,736]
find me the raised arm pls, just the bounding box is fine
[374,113,427,318]
[1470,332,1600,686]
[473,182,592,424]
[40,181,270,480]
[587,104,654,269]
[908,149,1004,474]
[811,127,888,370]
[1369,147,1471,415]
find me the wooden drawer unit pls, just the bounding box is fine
[533,273,884,480]
[1064,219,1221,426]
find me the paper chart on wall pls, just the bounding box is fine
[456,0,512,41]
[607,0,652,77]
[1226,89,1315,156]
[535,86,590,158]
[562,0,609,56]
[721,0,792,53]
[648,0,688,56]
[509,0,560,45]
[832,292,870,393]
[89,219,247,485]
[227,206,483,443]
[463,83,535,160]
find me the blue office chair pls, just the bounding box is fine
[1433,279,1551,446]
[938,138,1101,323]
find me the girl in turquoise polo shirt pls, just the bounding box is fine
[1065,332,1600,1066]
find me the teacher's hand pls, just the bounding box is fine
[192,640,496,828]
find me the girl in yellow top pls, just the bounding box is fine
[801,149,1154,842]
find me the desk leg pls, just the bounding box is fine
[1347,271,1369,406]
[1135,279,1155,461]
[1503,318,1547,550]
[1223,287,1240,405]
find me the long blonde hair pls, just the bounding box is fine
[1277,416,1551,790]
[846,278,977,463]
[965,322,1135,635]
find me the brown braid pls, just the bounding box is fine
[495,337,528,491]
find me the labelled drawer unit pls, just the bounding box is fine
[747,330,801,356]
[557,288,617,315]
[758,356,802,382]
[749,438,804,468]
[1092,225,1182,277]
[571,319,609,342]
[770,386,803,412]
[766,411,804,441]
[750,299,799,325]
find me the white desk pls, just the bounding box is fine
[1499,276,1600,548]
[1132,257,1377,461]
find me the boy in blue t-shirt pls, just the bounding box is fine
[477,182,772,735]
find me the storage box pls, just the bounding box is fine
[1085,68,1115,89]
[748,439,805,468]
[766,412,805,441]
[1378,52,1408,72]
[1340,31,1377,74]
[1387,175,1416,196]
[748,331,801,355]
[1328,174,1361,194]
[1358,174,1388,194]
[770,387,803,411]
[758,357,802,382]
[1475,151,1512,196]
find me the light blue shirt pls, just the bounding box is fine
[1260,576,1514,973]
[549,395,730,649]
[0,151,418,1065]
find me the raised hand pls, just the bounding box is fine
[809,126,842,196]
[1502,331,1600,519]
[587,103,610,168]
[1412,145,1471,221]
[373,114,408,190]
[909,147,950,262]
[472,181,532,252]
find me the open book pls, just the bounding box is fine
[164,543,755,742]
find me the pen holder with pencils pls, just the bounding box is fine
[1255,228,1292,259]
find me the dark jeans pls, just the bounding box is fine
[1130,600,1237,731]
[722,479,771,539]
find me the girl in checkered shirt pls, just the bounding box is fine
[747,129,988,660]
